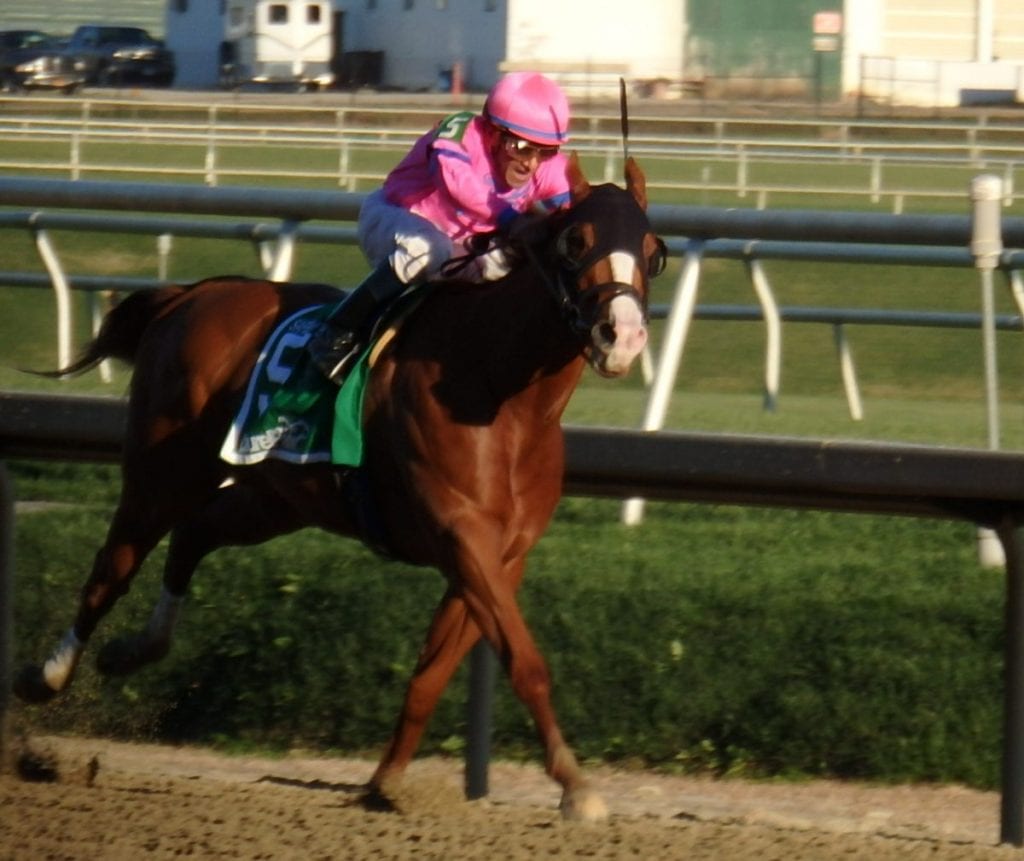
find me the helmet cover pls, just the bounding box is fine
[484,72,570,145]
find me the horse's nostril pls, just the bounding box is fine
[594,321,616,346]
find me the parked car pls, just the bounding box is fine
[0,29,84,93]
[64,24,175,87]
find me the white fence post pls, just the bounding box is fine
[744,255,782,412]
[31,224,73,371]
[622,240,705,526]
[972,173,1006,568]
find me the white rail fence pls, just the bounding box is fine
[0,175,1022,434]
[0,95,1023,209]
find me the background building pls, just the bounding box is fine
[0,0,1022,107]
[845,0,1024,106]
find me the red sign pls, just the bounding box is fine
[813,11,843,35]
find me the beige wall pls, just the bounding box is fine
[993,0,1024,61]
[873,0,1024,62]
[845,0,1024,104]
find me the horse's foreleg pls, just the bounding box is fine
[370,588,480,797]
[454,540,607,822]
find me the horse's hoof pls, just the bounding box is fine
[560,787,608,823]
[96,635,168,677]
[360,784,400,813]
[12,665,60,704]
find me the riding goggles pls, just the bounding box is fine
[501,132,560,162]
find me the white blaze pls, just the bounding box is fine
[603,293,648,375]
[608,251,637,286]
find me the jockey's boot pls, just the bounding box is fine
[307,263,407,383]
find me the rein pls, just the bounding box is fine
[520,239,596,339]
[524,187,657,341]
[437,229,592,337]
[439,184,660,344]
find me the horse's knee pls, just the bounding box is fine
[74,545,141,638]
[400,675,446,728]
[508,655,552,707]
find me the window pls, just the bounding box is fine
[403,0,414,10]
[366,0,377,9]
[307,3,321,23]
[269,3,288,23]
[436,0,448,8]
[484,0,497,10]
[172,0,188,12]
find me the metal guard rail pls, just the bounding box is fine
[2,392,1024,844]
[1,175,1024,245]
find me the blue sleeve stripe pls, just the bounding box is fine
[540,191,571,210]
[434,147,473,166]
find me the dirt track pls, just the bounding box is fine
[1,735,1019,860]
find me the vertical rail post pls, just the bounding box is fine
[464,639,496,800]
[31,223,73,370]
[744,254,782,412]
[971,174,1005,568]
[833,324,864,421]
[622,240,705,526]
[266,220,300,282]
[0,462,13,772]
[999,515,1024,846]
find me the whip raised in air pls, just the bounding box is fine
[619,77,630,162]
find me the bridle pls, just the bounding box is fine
[523,184,666,342]
[439,182,666,344]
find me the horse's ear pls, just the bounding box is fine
[566,152,591,202]
[624,157,648,211]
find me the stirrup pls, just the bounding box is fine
[307,325,362,384]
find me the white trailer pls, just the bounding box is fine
[165,0,333,90]
[222,0,333,90]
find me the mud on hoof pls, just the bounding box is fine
[12,665,61,704]
[96,634,169,677]
[559,786,608,822]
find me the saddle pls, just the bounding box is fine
[219,287,426,469]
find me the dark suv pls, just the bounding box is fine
[0,29,84,93]
[65,24,175,87]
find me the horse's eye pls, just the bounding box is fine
[647,237,668,278]
[556,225,587,267]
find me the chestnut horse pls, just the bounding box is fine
[15,156,664,820]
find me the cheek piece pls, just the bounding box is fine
[556,186,656,331]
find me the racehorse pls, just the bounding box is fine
[14,155,665,821]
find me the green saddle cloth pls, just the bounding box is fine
[219,303,371,468]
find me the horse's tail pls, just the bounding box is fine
[29,285,188,379]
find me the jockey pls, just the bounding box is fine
[308,71,573,383]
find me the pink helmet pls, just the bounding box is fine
[483,72,570,146]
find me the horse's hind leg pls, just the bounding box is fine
[14,500,170,703]
[96,478,303,677]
